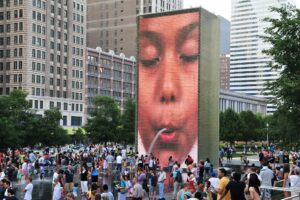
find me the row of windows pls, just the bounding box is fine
[72,24,84,35]
[32,36,45,47]
[0,35,22,45]
[0,74,22,83]
[31,87,45,96]
[72,13,84,23]
[31,74,45,84]
[72,69,83,78]
[49,78,67,87]
[72,81,83,89]
[0,9,23,21]
[72,58,84,67]
[0,48,22,58]
[32,0,46,10]
[32,49,46,59]
[32,62,45,72]
[72,47,84,57]
[0,22,23,33]
[72,36,84,45]
[71,92,83,100]
[73,2,84,12]
[0,61,22,70]
[0,0,22,7]
[32,11,46,22]
[32,23,46,35]
[50,66,67,75]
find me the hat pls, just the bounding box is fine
[184,192,192,198]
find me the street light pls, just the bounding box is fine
[266,122,269,148]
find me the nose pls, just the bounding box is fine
[159,59,180,104]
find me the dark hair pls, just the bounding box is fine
[206,158,210,163]
[248,173,261,195]
[219,168,227,176]
[91,183,98,191]
[283,163,290,174]
[7,188,15,195]
[103,184,108,191]
[233,172,241,182]
[74,183,78,187]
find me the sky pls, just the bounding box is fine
[184,0,300,21]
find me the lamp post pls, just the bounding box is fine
[266,122,269,148]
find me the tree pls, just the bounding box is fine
[239,111,261,153]
[262,5,300,145]
[117,99,136,145]
[71,128,87,144]
[85,96,120,144]
[220,108,241,144]
[0,90,32,149]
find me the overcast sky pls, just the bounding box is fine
[184,0,300,21]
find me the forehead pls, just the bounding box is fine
[139,12,199,32]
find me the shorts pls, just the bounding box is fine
[149,185,157,193]
[81,181,88,193]
[261,188,271,199]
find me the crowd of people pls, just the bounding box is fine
[1,144,300,199]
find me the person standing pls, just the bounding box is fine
[23,177,33,200]
[247,173,261,200]
[132,178,144,200]
[64,165,74,194]
[149,171,158,200]
[288,166,300,200]
[157,167,166,200]
[172,166,183,200]
[215,168,230,200]
[80,165,89,196]
[219,172,246,200]
[259,161,274,200]
[116,153,123,172]
[52,178,62,200]
[101,184,114,200]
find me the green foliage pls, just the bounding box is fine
[117,99,136,145]
[220,108,241,144]
[0,90,71,148]
[71,128,86,144]
[85,96,120,144]
[239,111,261,142]
[262,6,300,146]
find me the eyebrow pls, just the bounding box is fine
[176,22,199,50]
[139,31,163,54]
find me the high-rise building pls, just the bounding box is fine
[220,54,230,91]
[0,0,86,127]
[230,0,295,113]
[86,47,136,113]
[86,0,183,57]
[219,16,230,55]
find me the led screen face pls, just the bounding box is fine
[138,11,199,167]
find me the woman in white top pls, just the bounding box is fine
[289,166,300,200]
[52,178,62,200]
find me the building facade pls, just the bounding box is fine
[220,89,267,115]
[230,0,295,113]
[0,0,86,127]
[220,54,230,91]
[86,0,183,57]
[86,47,136,114]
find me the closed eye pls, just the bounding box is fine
[180,54,199,63]
[140,58,160,67]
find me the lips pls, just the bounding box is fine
[155,124,180,142]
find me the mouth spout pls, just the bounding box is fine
[147,128,168,155]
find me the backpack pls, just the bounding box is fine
[175,171,183,183]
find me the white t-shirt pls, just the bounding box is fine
[52,172,59,184]
[121,149,126,158]
[52,183,62,200]
[208,177,219,189]
[116,155,123,164]
[24,183,33,200]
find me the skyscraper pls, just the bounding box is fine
[86,0,183,57]
[0,0,86,127]
[230,0,295,113]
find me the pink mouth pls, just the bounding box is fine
[157,127,178,142]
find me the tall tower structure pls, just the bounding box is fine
[86,0,183,57]
[230,0,295,113]
[0,0,86,127]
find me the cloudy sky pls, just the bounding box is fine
[184,0,300,21]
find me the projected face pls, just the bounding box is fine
[138,12,199,166]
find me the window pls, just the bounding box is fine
[71,116,82,126]
[63,116,67,126]
[49,101,54,109]
[40,101,43,109]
